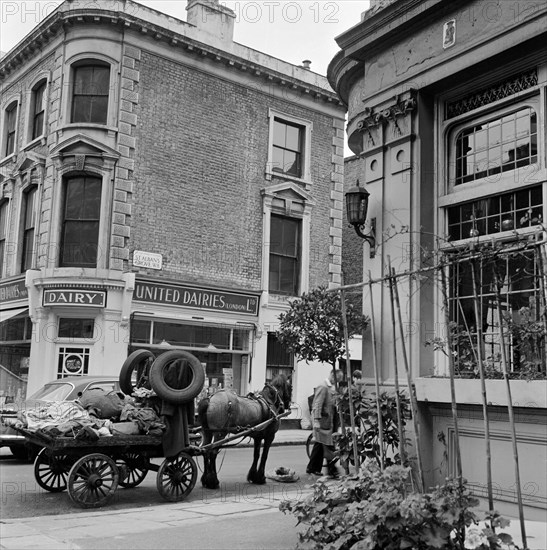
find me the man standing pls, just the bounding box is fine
[306,369,343,478]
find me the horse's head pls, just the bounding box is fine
[268,374,292,412]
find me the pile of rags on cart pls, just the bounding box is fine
[5,387,166,442]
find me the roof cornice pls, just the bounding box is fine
[0,4,343,107]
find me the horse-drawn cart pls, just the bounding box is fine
[10,349,292,509]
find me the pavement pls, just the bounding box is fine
[1,429,546,550]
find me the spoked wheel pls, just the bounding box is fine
[116,453,150,488]
[68,453,119,508]
[157,452,197,502]
[34,448,72,492]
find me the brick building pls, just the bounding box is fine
[0,0,345,413]
[332,0,547,518]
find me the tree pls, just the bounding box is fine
[276,286,369,370]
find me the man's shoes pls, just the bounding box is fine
[306,469,323,476]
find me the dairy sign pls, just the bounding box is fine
[43,289,107,307]
[134,280,259,316]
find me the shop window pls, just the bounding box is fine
[266,332,293,383]
[131,318,251,353]
[71,62,110,124]
[57,347,90,377]
[21,187,37,271]
[3,101,18,157]
[447,185,543,241]
[454,107,537,186]
[269,215,300,295]
[31,80,47,140]
[446,246,544,376]
[0,200,7,276]
[60,175,102,267]
[58,318,95,340]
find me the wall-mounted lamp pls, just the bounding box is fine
[345,179,376,257]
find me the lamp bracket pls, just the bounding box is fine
[353,218,376,258]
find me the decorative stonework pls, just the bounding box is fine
[112,44,141,271]
[445,69,538,119]
[329,117,345,286]
[353,93,416,153]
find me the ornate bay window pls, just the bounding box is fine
[440,67,546,377]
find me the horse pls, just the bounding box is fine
[197,374,292,489]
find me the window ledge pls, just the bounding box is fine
[23,136,46,150]
[415,377,547,409]
[0,153,16,167]
[265,169,312,189]
[60,123,118,133]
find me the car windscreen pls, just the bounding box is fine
[27,383,74,402]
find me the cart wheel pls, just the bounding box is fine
[157,452,197,502]
[116,453,150,488]
[68,453,119,508]
[34,448,71,492]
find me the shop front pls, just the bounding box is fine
[130,278,260,396]
[0,277,31,407]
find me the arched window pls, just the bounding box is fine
[60,175,102,267]
[0,200,8,276]
[31,80,47,140]
[3,101,18,157]
[71,63,110,124]
[21,187,38,271]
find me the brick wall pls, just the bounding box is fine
[130,49,338,291]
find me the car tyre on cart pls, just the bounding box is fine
[157,452,197,502]
[119,349,155,395]
[68,453,119,508]
[149,350,205,404]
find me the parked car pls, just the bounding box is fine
[0,376,120,460]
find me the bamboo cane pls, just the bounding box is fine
[340,275,360,472]
[439,263,463,481]
[387,256,407,466]
[492,264,528,549]
[536,246,547,368]
[469,258,495,518]
[391,266,425,492]
[368,269,385,470]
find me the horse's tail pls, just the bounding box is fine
[198,397,210,431]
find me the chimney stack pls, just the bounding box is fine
[301,60,311,70]
[186,0,236,46]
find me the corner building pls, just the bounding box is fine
[331,0,547,518]
[0,0,345,412]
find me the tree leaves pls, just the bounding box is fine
[277,286,369,367]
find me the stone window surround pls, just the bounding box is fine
[60,52,120,131]
[265,109,313,188]
[50,137,119,271]
[260,181,315,308]
[23,72,51,148]
[0,94,21,162]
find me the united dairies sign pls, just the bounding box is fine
[43,289,107,307]
[134,280,259,316]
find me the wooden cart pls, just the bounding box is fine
[15,412,287,509]
[16,427,201,509]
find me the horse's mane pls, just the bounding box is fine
[268,373,292,408]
